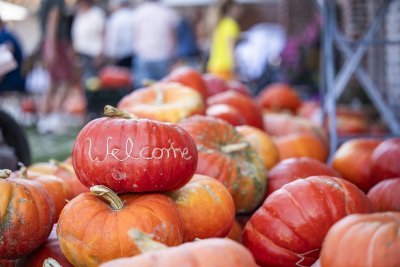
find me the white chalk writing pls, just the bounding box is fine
[86,137,192,162]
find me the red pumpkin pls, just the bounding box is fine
[179,115,267,213]
[72,106,197,193]
[275,133,329,162]
[57,186,184,267]
[263,112,329,147]
[99,65,132,89]
[206,104,246,126]
[332,138,381,192]
[320,212,400,267]
[257,83,301,113]
[203,73,230,97]
[17,225,72,267]
[117,83,204,123]
[242,176,373,267]
[163,66,208,101]
[267,157,339,196]
[100,230,257,267]
[371,138,400,181]
[0,170,55,259]
[208,91,264,129]
[227,80,252,96]
[367,178,400,211]
[0,260,16,267]
[168,174,235,242]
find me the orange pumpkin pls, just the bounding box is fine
[179,116,267,213]
[320,212,400,267]
[168,174,235,242]
[226,220,243,243]
[332,138,382,192]
[27,160,88,198]
[100,230,257,267]
[263,112,329,147]
[163,66,208,101]
[257,83,301,113]
[57,185,184,267]
[11,168,71,222]
[117,83,204,123]
[0,170,55,259]
[275,133,329,162]
[236,125,280,169]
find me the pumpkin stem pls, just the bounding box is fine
[221,142,249,153]
[104,105,138,120]
[17,162,28,178]
[154,86,164,105]
[90,185,124,210]
[142,79,156,87]
[43,258,62,267]
[128,228,167,253]
[0,169,12,179]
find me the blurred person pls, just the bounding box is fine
[0,17,25,93]
[72,0,106,118]
[206,0,241,81]
[175,15,200,68]
[38,0,74,133]
[104,0,134,68]
[131,0,180,87]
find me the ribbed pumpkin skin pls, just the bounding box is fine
[207,91,264,129]
[371,138,400,181]
[179,116,267,214]
[168,174,235,242]
[321,212,400,267]
[28,161,88,198]
[72,117,198,193]
[257,83,301,113]
[117,83,204,123]
[242,176,373,267]
[10,171,71,222]
[0,178,55,259]
[332,138,381,192]
[57,193,184,267]
[267,158,339,196]
[367,178,400,212]
[99,238,258,267]
[163,67,208,101]
[17,225,72,267]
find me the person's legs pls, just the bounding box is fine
[148,59,171,81]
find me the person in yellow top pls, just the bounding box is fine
[207,0,241,81]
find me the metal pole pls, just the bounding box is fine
[335,33,400,134]
[333,0,393,99]
[322,0,337,161]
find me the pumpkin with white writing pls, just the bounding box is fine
[72,106,198,193]
[117,82,204,123]
[179,116,267,213]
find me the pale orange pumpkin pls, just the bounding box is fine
[168,174,235,242]
[236,125,280,169]
[117,82,204,123]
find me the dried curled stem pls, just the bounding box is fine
[90,185,124,210]
[221,142,249,154]
[0,169,12,179]
[104,105,138,119]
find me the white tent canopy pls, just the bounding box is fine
[0,1,29,21]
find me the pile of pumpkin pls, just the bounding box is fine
[1,67,399,267]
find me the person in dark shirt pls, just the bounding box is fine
[0,18,25,92]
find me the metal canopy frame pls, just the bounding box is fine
[316,0,400,160]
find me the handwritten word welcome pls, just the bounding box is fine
[86,137,192,162]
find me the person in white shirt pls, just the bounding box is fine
[104,0,134,68]
[71,0,106,117]
[131,0,180,87]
